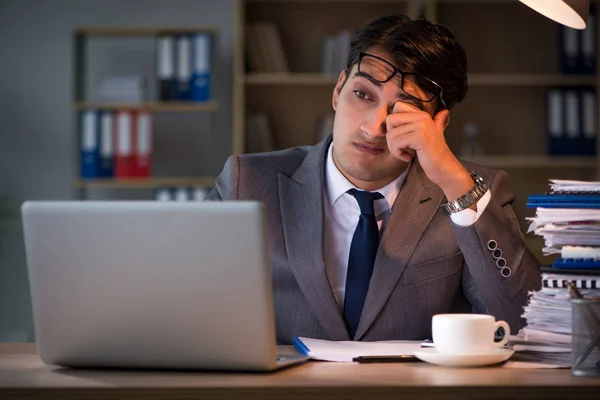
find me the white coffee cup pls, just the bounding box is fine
[432,314,510,355]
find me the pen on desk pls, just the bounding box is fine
[353,355,422,363]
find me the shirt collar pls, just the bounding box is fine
[324,142,410,210]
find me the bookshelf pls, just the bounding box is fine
[244,72,598,87]
[233,0,600,260]
[73,177,215,189]
[74,101,219,112]
[73,25,219,196]
[75,27,219,36]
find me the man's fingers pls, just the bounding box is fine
[387,123,416,138]
[392,101,422,113]
[386,112,424,133]
[387,130,417,160]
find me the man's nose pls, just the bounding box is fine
[360,105,388,138]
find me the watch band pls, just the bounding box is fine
[441,172,488,216]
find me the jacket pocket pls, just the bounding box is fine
[402,251,463,285]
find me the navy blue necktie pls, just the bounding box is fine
[343,189,383,338]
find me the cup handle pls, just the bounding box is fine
[493,320,510,348]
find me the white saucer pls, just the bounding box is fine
[413,348,514,367]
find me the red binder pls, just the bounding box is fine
[134,110,152,177]
[114,110,135,178]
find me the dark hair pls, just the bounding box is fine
[345,14,468,110]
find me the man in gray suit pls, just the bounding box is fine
[207,15,541,344]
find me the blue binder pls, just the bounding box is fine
[581,5,597,74]
[80,109,100,179]
[191,33,211,102]
[553,258,600,270]
[559,24,581,74]
[579,87,597,155]
[547,87,597,156]
[558,5,597,75]
[546,88,567,155]
[527,194,600,208]
[564,89,581,155]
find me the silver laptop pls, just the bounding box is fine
[21,201,308,371]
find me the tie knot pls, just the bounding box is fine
[347,189,383,215]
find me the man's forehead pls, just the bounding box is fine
[351,69,403,88]
[364,47,402,69]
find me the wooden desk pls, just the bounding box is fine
[1,343,599,399]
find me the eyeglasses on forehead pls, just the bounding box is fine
[357,52,446,108]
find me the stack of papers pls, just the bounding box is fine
[294,336,566,368]
[550,179,600,193]
[520,179,600,367]
[527,179,600,257]
[292,337,422,362]
[527,210,600,256]
[510,328,571,367]
[514,271,600,367]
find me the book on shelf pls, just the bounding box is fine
[174,35,192,100]
[315,111,334,144]
[80,109,100,179]
[79,108,154,181]
[134,110,152,178]
[546,87,597,157]
[115,110,135,178]
[157,32,212,102]
[321,28,354,75]
[191,32,211,102]
[99,110,114,177]
[156,35,175,101]
[245,24,266,72]
[558,5,597,75]
[96,76,146,103]
[245,22,289,73]
[155,187,210,202]
[245,112,275,153]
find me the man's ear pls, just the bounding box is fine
[332,70,348,111]
[443,112,450,130]
[433,109,451,135]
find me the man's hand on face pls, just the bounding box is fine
[385,101,475,203]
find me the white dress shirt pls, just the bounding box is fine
[323,143,492,310]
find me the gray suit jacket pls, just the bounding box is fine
[206,136,541,344]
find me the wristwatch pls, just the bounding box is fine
[441,172,488,216]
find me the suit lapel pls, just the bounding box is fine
[355,161,445,340]
[278,137,350,341]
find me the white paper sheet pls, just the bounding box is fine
[294,337,422,362]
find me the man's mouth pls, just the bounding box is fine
[354,142,385,155]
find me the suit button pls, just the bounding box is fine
[496,257,507,268]
[500,267,512,278]
[487,239,498,250]
[492,248,503,259]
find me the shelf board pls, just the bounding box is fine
[468,74,598,86]
[73,177,215,189]
[461,155,598,168]
[74,101,219,112]
[75,26,217,36]
[246,0,412,3]
[244,73,597,87]
[435,0,598,2]
[245,73,338,85]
